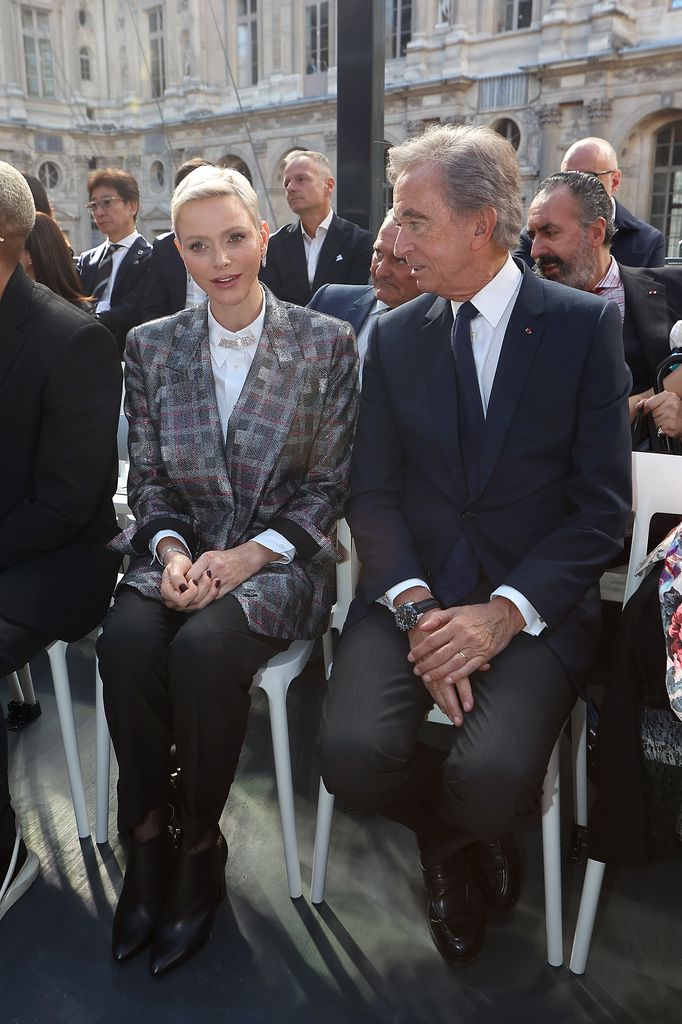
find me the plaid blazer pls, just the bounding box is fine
[111,287,359,638]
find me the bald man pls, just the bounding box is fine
[516,136,666,269]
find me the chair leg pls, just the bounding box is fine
[310,779,335,904]
[569,859,606,975]
[7,672,24,704]
[261,682,303,899]
[572,701,588,828]
[17,664,37,705]
[95,652,111,845]
[541,736,563,967]
[46,641,90,839]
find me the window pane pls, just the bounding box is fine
[518,0,532,29]
[24,36,39,96]
[37,10,49,33]
[21,7,34,30]
[39,38,55,97]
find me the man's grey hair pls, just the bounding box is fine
[533,171,615,248]
[387,123,524,251]
[0,161,36,242]
[283,150,333,181]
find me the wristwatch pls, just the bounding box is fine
[394,598,441,632]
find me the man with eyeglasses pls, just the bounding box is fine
[515,136,666,270]
[77,168,152,354]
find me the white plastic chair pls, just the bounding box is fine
[570,451,682,975]
[310,526,588,967]
[321,519,358,680]
[5,642,90,839]
[95,635,315,898]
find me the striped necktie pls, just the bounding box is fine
[92,243,121,308]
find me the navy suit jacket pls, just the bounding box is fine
[308,283,376,338]
[141,230,187,323]
[620,262,682,392]
[347,262,632,689]
[260,213,373,306]
[78,233,152,353]
[515,199,666,270]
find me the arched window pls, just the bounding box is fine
[650,122,682,257]
[79,46,92,81]
[38,160,60,189]
[218,155,253,185]
[493,118,521,151]
[150,160,166,191]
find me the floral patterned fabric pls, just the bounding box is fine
[637,522,682,721]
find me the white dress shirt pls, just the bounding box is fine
[95,231,140,313]
[383,254,546,636]
[302,209,334,286]
[151,289,295,565]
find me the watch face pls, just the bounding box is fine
[395,603,419,631]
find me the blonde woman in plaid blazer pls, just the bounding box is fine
[97,166,358,975]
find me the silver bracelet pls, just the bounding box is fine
[160,545,190,566]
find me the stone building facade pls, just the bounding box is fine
[1,0,681,254]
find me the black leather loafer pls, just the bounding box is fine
[469,833,521,910]
[422,852,486,965]
[112,830,176,962]
[149,831,227,976]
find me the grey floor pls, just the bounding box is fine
[2,635,681,1024]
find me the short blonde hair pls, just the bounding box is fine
[0,161,36,243]
[171,165,261,239]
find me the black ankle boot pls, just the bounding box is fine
[149,832,227,976]
[112,829,176,962]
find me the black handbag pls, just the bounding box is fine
[631,349,682,456]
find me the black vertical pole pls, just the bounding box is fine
[336,0,385,236]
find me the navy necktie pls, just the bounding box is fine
[433,301,483,606]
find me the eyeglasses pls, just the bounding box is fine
[588,170,617,178]
[86,196,124,212]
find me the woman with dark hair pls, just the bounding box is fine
[21,213,93,311]
[22,174,52,216]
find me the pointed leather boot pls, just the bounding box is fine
[149,832,227,976]
[112,830,176,962]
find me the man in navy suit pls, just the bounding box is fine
[140,158,213,323]
[319,124,632,965]
[260,150,373,306]
[527,170,682,438]
[77,167,151,354]
[515,136,666,270]
[308,210,421,366]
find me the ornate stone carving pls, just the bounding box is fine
[586,97,612,122]
[536,103,561,126]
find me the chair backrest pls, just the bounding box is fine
[117,413,129,463]
[623,451,682,604]
[330,518,360,632]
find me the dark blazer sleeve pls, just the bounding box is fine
[259,233,285,298]
[141,233,188,323]
[0,318,122,569]
[502,299,632,626]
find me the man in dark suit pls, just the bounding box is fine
[515,136,666,270]
[140,158,213,323]
[308,210,422,365]
[77,167,151,354]
[0,162,122,920]
[527,170,682,437]
[260,150,373,306]
[319,125,632,965]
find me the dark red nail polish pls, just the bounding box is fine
[179,584,188,593]
[214,579,221,588]
[206,569,212,579]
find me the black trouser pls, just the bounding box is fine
[319,604,576,865]
[97,587,288,848]
[0,616,53,866]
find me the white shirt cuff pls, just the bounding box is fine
[378,578,431,612]
[251,530,295,564]
[491,586,546,636]
[150,529,190,563]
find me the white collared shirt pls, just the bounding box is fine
[150,288,295,565]
[301,209,334,286]
[383,254,546,636]
[185,273,207,309]
[95,231,140,313]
